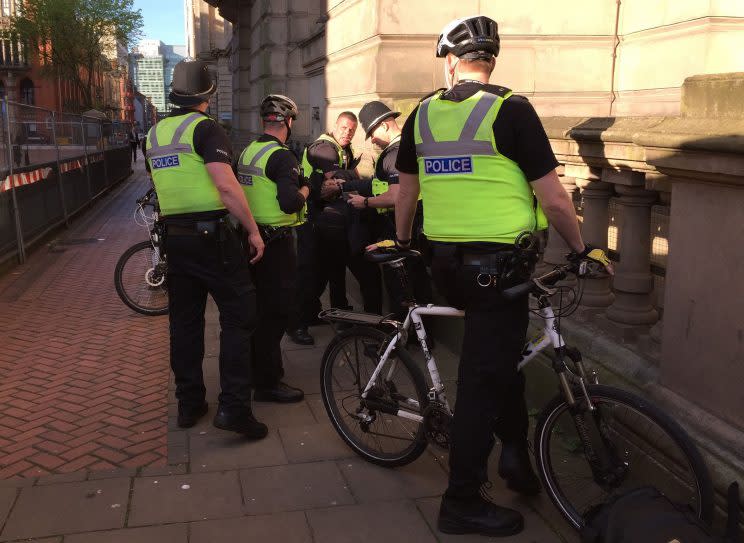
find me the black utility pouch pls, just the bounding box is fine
[196,220,219,237]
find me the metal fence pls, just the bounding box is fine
[0,99,133,265]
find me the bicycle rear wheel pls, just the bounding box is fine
[534,384,713,531]
[114,240,169,316]
[320,326,429,467]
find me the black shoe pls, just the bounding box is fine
[213,410,268,439]
[286,327,314,346]
[177,402,208,428]
[498,442,541,496]
[254,382,304,403]
[437,495,524,537]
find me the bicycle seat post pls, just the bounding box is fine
[389,260,416,307]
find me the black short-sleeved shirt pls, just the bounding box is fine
[375,139,401,185]
[144,108,233,172]
[256,134,306,214]
[396,82,559,182]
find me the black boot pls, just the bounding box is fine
[437,494,524,537]
[286,327,314,345]
[254,382,304,403]
[498,441,541,496]
[177,402,208,429]
[213,409,268,439]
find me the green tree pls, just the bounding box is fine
[8,0,143,111]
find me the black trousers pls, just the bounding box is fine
[291,220,382,327]
[166,224,256,414]
[130,142,138,162]
[250,234,295,388]
[430,246,530,499]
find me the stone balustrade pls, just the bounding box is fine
[540,73,744,432]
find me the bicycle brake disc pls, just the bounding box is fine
[423,403,453,450]
[144,268,165,287]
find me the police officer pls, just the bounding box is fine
[351,101,432,318]
[145,60,268,439]
[392,17,612,537]
[287,112,381,345]
[236,95,307,403]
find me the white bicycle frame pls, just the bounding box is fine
[359,301,565,424]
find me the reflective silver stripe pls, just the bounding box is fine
[459,93,498,141]
[147,112,202,158]
[416,140,496,157]
[146,143,194,159]
[171,112,202,145]
[417,97,436,145]
[416,92,498,157]
[237,142,281,177]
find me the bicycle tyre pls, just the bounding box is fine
[114,240,169,316]
[320,326,429,468]
[534,383,713,531]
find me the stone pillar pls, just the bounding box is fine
[561,165,614,306]
[649,189,671,343]
[606,183,659,325]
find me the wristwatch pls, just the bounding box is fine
[363,197,369,208]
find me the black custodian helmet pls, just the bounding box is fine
[260,94,299,122]
[169,60,216,106]
[436,16,500,60]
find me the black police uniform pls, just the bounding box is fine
[292,136,381,326]
[145,108,257,417]
[248,135,307,390]
[396,81,559,498]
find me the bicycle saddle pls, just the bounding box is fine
[365,248,421,264]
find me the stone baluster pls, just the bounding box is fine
[569,165,614,307]
[606,171,659,325]
[649,189,671,342]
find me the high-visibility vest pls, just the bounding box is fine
[301,133,348,182]
[370,134,402,215]
[145,112,223,216]
[414,89,549,243]
[237,140,307,227]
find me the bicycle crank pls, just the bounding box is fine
[423,403,453,450]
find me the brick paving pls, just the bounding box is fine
[0,160,169,478]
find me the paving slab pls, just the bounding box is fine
[251,400,318,429]
[1,478,129,540]
[304,393,327,423]
[338,454,447,503]
[189,429,287,472]
[306,499,437,543]
[239,461,354,515]
[65,524,187,543]
[279,423,355,463]
[36,472,87,486]
[0,488,16,531]
[128,472,242,526]
[190,511,312,543]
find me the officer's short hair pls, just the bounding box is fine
[337,111,358,124]
[459,56,495,75]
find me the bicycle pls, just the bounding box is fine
[114,187,169,316]
[318,236,713,531]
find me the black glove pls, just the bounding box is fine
[568,243,611,267]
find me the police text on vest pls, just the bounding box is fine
[424,156,473,175]
[151,154,180,169]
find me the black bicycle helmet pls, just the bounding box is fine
[260,94,298,122]
[436,15,500,59]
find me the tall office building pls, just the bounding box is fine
[130,40,185,114]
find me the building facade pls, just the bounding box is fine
[131,40,186,114]
[184,0,233,126]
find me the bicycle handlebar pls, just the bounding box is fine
[502,263,579,300]
[364,247,421,264]
[136,187,157,207]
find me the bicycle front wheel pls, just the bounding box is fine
[320,326,429,468]
[114,240,169,316]
[535,384,713,531]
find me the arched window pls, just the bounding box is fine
[20,78,34,105]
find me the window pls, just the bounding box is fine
[20,78,34,105]
[1,0,11,17]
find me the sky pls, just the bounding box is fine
[132,0,185,47]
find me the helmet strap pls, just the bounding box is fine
[444,56,460,89]
[284,118,292,142]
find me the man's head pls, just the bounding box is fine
[332,111,358,147]
[260,94,298,142]
[358,100,401,148]
[436,16,500,87]
[168,60,216,109]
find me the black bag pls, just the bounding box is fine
[581,484,741,543]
